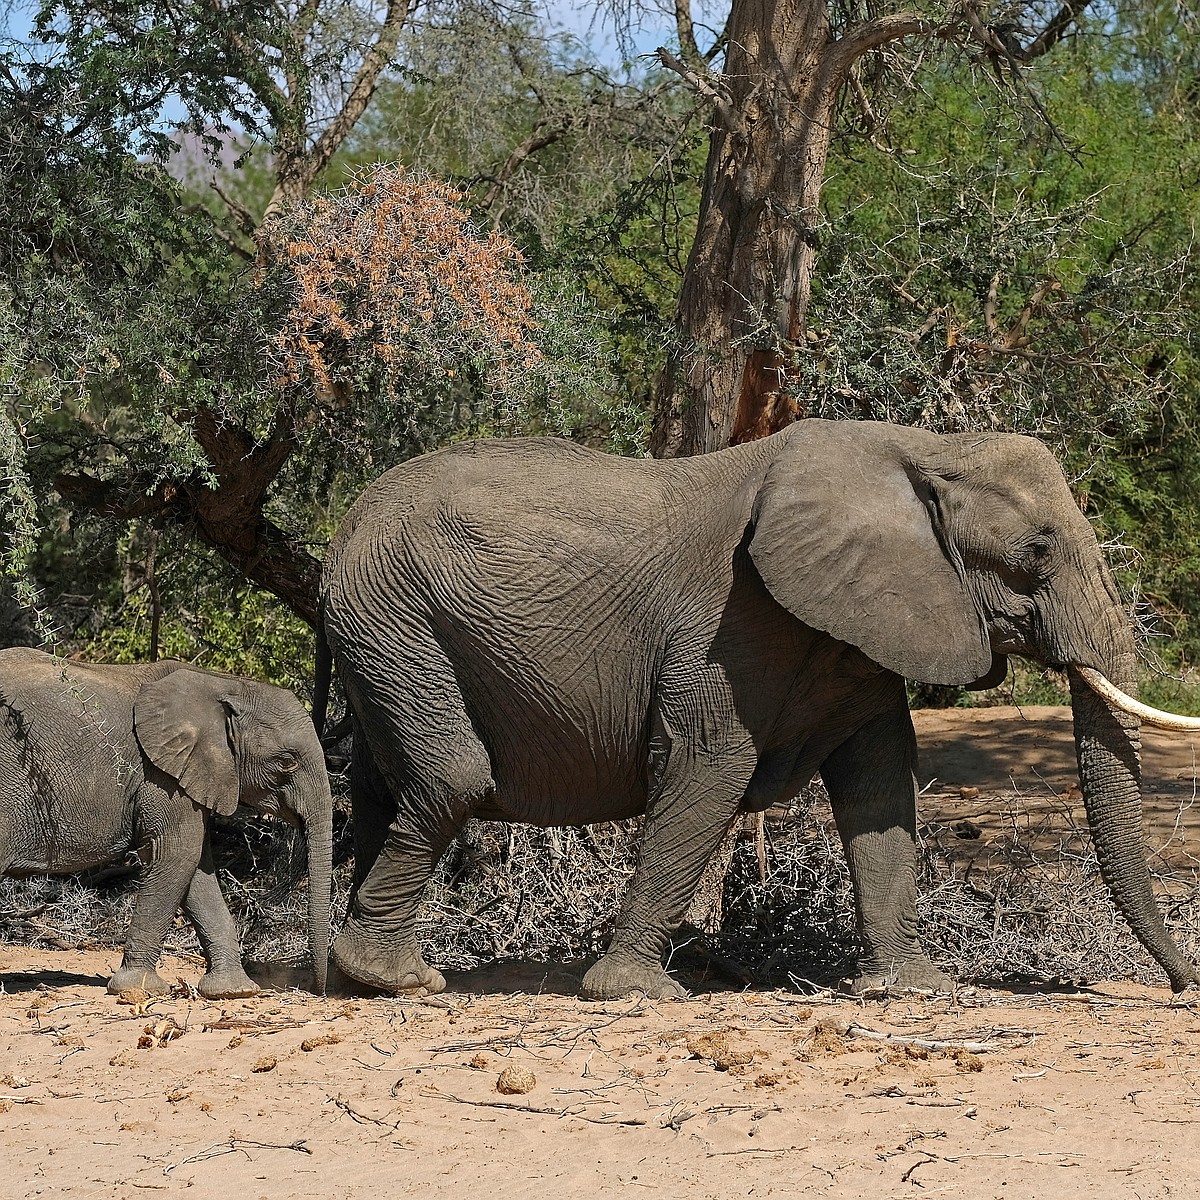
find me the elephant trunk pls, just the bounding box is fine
[1069,650,1200,992]
[295,781,333,994]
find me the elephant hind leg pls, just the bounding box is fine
[109,789,205,997]
[333,670,493,995]
[332,773,479,995]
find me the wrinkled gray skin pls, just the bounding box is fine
[0,651,332,998]
[319,419,1200,1000]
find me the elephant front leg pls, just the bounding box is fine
[109,806,205,997]
[581,758,750,1002]
[182,831,260,999]
[821,705,952,994]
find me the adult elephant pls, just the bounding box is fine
[316,419,1200,999]
[0,651,332,998]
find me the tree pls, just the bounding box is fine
[649,0,1103,457]
[2,2,612,640]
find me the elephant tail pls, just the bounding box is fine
[311,596,333,740]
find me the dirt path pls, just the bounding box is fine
[1,949,1198,1198]
[914,706,1200,870]
[3,706,1200,1197]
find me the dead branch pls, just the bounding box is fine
[163,1138,311,1174]
[844,1022,1020,1053]
[422,1085,647,1126]
[478,120,568,213]
[328,1093,410,1138]
[655,46,744,139]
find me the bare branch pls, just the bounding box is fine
[827,13,944,82]
[477,120,568,213]
[210,179,258,240]
[656,46,744,139]
[303,0,412,184]
[1026,0,1093,61]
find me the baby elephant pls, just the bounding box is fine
[0,649,332,998]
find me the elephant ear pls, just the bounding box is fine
[748,420,993,686]
[133,670,241,815]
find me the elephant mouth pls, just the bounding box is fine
[245,796,303,828]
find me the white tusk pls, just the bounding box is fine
[1077,667,1200,732]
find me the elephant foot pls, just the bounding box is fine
[331,922,446,995]
[581,954,688,1001]
[108,965,171,997]
[198,966,261,1000]
[848,955,954,997]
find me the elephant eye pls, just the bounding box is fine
[275,753,301,776]
[1021,535,1053,569]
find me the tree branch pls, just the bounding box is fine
[302,0,412,188]
[828,13,944,82]
[656,46,744,138]
[1026,0,1093,61]
[477,120,568,212]
[675,0,700,61]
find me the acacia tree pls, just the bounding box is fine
[3,1,612,636]
[649,0,1097,456]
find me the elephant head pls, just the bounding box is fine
[749,419,1200,991]
[133,668,333,992]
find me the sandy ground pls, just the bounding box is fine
[3,706,1200,1199]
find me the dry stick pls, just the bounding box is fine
[901,1154,937,1183]
[706,1147,797,1158]
[163,1139,311,1174]
[422,1085,646,1126]
[329,1094,410,1139]
[844,1023,1014,1053]
[200,1016,309,1035]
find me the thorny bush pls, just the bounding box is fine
[3,782,1197,993]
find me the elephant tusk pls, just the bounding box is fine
[1077,667,1200,732]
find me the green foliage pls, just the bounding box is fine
[84,587,315,695]
[342,12,703,443]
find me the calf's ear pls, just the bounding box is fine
[748,420,993,686]
[133,671,240,816]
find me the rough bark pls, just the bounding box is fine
[650,1,1094,459]
[55,405,322,627]
[652,0,841,458]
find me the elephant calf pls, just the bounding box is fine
[0,649,332,999]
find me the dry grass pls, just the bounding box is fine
[3,779,1198,993]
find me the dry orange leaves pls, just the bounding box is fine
[266,164,542,397]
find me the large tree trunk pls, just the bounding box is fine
[652,0,841,458]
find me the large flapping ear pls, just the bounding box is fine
[133,670,240,815]
[748,420,993,686]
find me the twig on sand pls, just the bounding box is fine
[845,1022,1012,1054]
[705,1146,798,1157]
[328,1094,410,1140]
[200,1015,309,1036]
[163,1138,311,1174]
[422,1084,646,1126]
